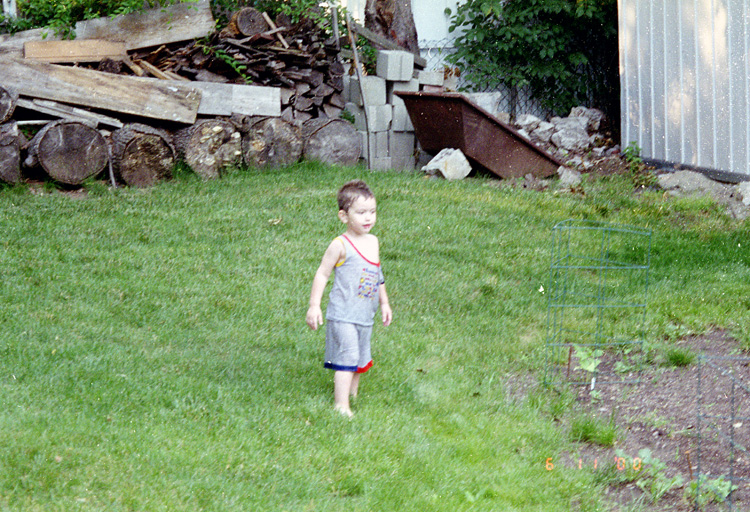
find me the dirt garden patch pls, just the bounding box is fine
[556,330,750,511]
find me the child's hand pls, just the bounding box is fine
[381,303,393,326]
[306,306,324,330]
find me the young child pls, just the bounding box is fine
[306,180,392,417]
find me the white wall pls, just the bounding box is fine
[619,0,750,177]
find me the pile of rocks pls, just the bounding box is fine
[428,94,750,220]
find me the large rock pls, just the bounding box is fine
[549,116,592,152]
[422,148,472,180]
[658,170,749,220]
[569,106,606,131]
[557,166,582,188]
[737,181,750,206]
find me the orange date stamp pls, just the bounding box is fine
[545,455,643,472]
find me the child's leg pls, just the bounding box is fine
[333,370,355,416]
[350,373,361,398]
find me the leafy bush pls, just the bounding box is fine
[445,0,619,121]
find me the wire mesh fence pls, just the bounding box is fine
[695,355,750,510]
[418,38,552,120]
[544,220,652,387]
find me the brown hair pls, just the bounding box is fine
[337,180,374,212]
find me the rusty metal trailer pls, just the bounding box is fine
[396,91,563,179]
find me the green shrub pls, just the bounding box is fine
[445,0,619,120]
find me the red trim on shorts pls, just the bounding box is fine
[356,361,373,373]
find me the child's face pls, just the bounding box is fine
[339,195,377,235]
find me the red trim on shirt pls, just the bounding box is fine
[341,235,380,266]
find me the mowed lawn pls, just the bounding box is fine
[1,163,748,511]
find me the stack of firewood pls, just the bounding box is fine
[0,2,361,187]
[121,7,347,125]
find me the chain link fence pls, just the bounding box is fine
[418,38,552,121]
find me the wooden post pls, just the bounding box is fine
[346,12,370,170]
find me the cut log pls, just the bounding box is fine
[301,119,361,166]
[0,59,201,124]
[241,117,302,169]
[0,85,18,123]
[226,7,267,38]
[24,120,109,185]
[0,121,21,184]
[174,118,242,179]
[112,123,176,187]
[23,40,127,63]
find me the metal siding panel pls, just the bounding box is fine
[620,0,750,177]
[681,0,699,167]
[728,0,749,174]
[651,1,667,160]
[637,0,654,155]
[712,0,732,172]
[664,1,683,163]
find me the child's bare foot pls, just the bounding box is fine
[335,405,354,418]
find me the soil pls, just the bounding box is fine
[554,329,750,511]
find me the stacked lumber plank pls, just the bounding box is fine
[0,1,361,186]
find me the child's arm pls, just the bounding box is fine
[306,239,345,330]
[379,283,392,326]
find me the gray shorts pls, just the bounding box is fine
[324,320,373,373]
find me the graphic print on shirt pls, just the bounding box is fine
[357,266,380,299]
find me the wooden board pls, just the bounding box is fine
[182,81,281,117]
[0,0,214,59]
[24,39,127,63]
[16,98,124,128]
[0,59,200,124]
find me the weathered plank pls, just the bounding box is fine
[0,59,200,124]
[178,81,281,117]
[0,0,214,59]
[16,98,124,128]
[23,40,127,63]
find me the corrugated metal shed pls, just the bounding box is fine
[619,0,750,179]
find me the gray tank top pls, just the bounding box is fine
[326,235,384,326]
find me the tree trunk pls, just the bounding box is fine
[241,117,303,169]
[24,120,108,185]
[364,0,419,54]
[0,121,21,184]
[0,85,18,123]
[112,123,175,187]
[174,118,242,179]
[301,118,361,167]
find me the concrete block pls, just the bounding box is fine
[418,70,444,87]
[343,73,351,103]
[387,78,419,105]
[359,131,390,160]
[346,102,392,132]
[376,50,414,81]
[369,157,393,171]
[389,132,416,170]
[391,103,414,132]
[349,75,387,106]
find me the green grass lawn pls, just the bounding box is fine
[1,164,748,510]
